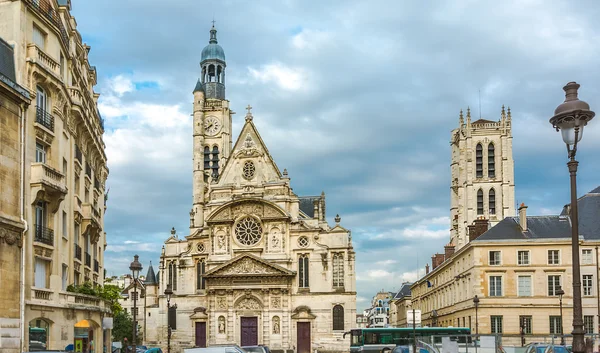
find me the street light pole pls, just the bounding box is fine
[164,284,173,353]
[129,255,143,353]
[473,295,480,353]
[557,286,565,345]
[550,81,595,353]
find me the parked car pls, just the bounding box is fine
[524,343,569,353]
[144,348,164,353]
[184,344,248,353]
[392,345,433,353]
[242,345,270,353]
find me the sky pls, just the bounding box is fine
[70,0,600,312]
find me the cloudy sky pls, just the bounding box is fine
[70,0,600,311]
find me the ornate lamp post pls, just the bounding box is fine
[473,295,480,353]
[129,255,143,353]
[557,286,565,345]
[164,284,173,353]
[550,81,595,353]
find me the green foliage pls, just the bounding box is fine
[112,311,133,347]
[67,282,123,314]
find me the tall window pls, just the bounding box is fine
[35,201,46,228]
[62,264,68,290]
[489,251,501,266]
[520,316,532,334]
[34,258,49,288]
[582,249,593,264]
[549,316,562,335]
[518,250,530,265]
[518,276,532,297]
[489,189,496,214]
[333,305,344,331]
[583,275,593,296]
[548,250,560,265]
[298,254,309,288]
[36,143,46,163]
[196,259,206,290]
[491,316,503,334]
[33,25,45,48]
[487,143,495,178]
[477,189,484,215]
[168,262,177,291]
[475,143,483,178]
[203,146,211,170]
[332,253,344,288]
[74,223,79,245]
[489,276,502,296]
[211,146,219,177]
[36,85,47,110]
[584,316,594,334]
[548,275,561,296]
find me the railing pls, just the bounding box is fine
[94,260,99,273]
[75,144,83,164]
[31,163,66,194]
[32,288,53,301]
[36,106,54,131]
[34,224,54,246]
[74,244,82,260]
[85,252,91,267]
[24,0,69,50]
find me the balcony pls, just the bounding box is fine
[26,43,61,78]
[35,106,54,131]
[30,163,67,213]
[81,203,101,243]
[31,288,53,301]
[94,260,99,273]
[34,224,54,246]
[74,244,82,261]
[85,252,91,267]
[24,0,69,50]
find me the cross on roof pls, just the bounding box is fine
[246,104,252,115]
[212,18,216,27]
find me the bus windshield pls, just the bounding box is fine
[350,327,471,348]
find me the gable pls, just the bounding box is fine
[205,254,295,277]
[207,199,289,223]
[216,118,283,186]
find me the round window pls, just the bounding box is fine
[243,161,256,180]
[235,217,262,246]
[298,236,309,248]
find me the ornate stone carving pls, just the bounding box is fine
[271,297,281,309]
[264,205,282,218]
[265,188,285,196]
[217,297,227,309]
[273,316,280,334]
[218,315,226,334]
[219,258,279,275]
[211,208,231,222]
[237,297,261,310]
[0,227,23,247]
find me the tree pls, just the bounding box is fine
[100,284,125,315]
[112,311,133,349]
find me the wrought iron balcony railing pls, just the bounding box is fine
[85,252,91,267]
[34,224,54,246]
[75,244,82,260]
[94,260,99,273]
[36,106,54,131]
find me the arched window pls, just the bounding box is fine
[211,146,219,178]
[333,305,344,331]
[332,253,344,288]
[298,254,309,288]
[29,318,50,350]
[168,262,177,291]
[217,66,222,83]
[475,143,483,178]
[208,64,216,82]
[489,189,496,215]
[202,66,207,83]
[488,143,495,178]
[203,146,211,170]
[477,189,484,215]
[196,259,206,290]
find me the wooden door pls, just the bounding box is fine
[195,322,206,348]
[297,322,311,353]
[240,317,258,346]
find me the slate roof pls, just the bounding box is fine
[391,283,412,300]
[144,263,157,285]
[0,37,17,82]
[193,79,204,93]
[299,196,320,218]
[471,118,498,125]
[475,186,600,242]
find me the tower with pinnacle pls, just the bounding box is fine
[450,106,516,249]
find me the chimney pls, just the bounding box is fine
[431,255,437,270]
[435,253,445,267]
[444,244,456,259]
[469,217,490,242]
[518,203,528,231]
[425,263,430,274]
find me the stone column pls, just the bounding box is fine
[208,290,216,345]
[262,288,270,347]
[282,288,290,350]
[227,289,234,343]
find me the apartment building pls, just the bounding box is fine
[0,0,110,351]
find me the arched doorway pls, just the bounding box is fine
[74,319,99,353]
[29,318,50,351]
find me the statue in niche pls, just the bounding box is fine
[273,316,280,334]
[271,234,280,249]
[217,234,226,250]
[218,316,226,334]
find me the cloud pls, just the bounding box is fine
[247,63,310,92]
[106,75,134,97]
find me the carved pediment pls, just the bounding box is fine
[205,254,295,278]
[207,199,289,223]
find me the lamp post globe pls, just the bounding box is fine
[129,255,143,353]
[550,82,595,353]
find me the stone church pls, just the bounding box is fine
[145,26,356,353]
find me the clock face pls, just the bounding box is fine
[204,116,221,136]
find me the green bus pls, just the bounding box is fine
[347,327,472,353]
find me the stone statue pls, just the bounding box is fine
[273,317,280,334]
[218,316,226,334]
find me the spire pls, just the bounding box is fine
[501,105,506,121]
[144,261,157,285]
[507,106,511,121]
[466,107,471,125]
[209,23,218,44]
[459,109,464,126]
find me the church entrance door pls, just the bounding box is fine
[240,317,258,346]
[297,322,311,353]
[195,322,206,347]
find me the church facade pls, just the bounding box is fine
[145,26,356,353]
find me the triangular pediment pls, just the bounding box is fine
[216,118,283,187]
[205,254,295,277]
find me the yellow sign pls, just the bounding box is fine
[75,339,83,352]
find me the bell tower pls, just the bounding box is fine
[191,24,233,232]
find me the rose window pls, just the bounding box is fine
[243,161,255,180]
[298,236,309,248]
[197,242,205,253]
[235,217,262,246]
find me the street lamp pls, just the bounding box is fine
[557,286,565,345]
[550,81,595,353]
[164,284,173,353]
[129,255,143,353]
[473,295,480,353]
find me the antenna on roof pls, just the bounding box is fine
[478,89,482,119]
